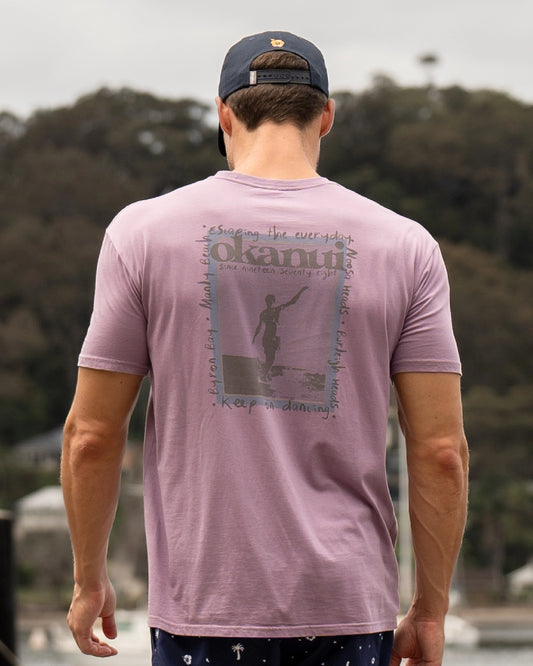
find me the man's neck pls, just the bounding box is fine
[228,122,321,180]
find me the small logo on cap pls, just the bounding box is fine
[270,38,285,48]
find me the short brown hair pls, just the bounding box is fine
[226,51,328,131]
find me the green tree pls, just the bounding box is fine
[441,241,533,392]
[461,385,533,596]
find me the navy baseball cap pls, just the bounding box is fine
[217,31,329,156]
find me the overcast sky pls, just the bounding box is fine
[1,0,531,119]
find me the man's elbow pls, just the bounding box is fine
[62,414,124,470]
[425,435,469,503]
[408,432,469,490]
[435,434,469,476]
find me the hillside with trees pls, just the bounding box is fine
[1,80,532,598]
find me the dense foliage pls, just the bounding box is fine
[1,81,532,593]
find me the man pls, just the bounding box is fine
[62,31,468,666]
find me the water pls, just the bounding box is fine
[444,646,533,665]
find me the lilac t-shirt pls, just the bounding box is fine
[80,171,461,637]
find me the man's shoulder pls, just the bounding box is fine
[107,176,220,233]
[327,180,434,241]
[120,176,216,215]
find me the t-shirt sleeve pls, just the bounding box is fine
[390,244,461,376]
[78,232,150,376]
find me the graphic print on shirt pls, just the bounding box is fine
[198,226,355,418]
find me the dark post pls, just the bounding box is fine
[0,510,16,666]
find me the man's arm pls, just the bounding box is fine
[61,367,143,657]
[389,372,469,666]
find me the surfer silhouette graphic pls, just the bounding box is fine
[252,286,308,381]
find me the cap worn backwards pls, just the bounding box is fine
[218,31,329,100]
[217,31,329,156]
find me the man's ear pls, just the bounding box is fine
[216,97,232,137]
[320,99,335,138]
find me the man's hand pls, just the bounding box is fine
[389,611,445,666]
[67,577,118,657]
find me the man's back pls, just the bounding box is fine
[80,170,460,637]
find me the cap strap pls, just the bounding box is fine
[249,70,312,86]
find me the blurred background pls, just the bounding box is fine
[1,1,532,664]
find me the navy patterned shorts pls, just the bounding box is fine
[150,629,393,666]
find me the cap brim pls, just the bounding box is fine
[218,125,226,157]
